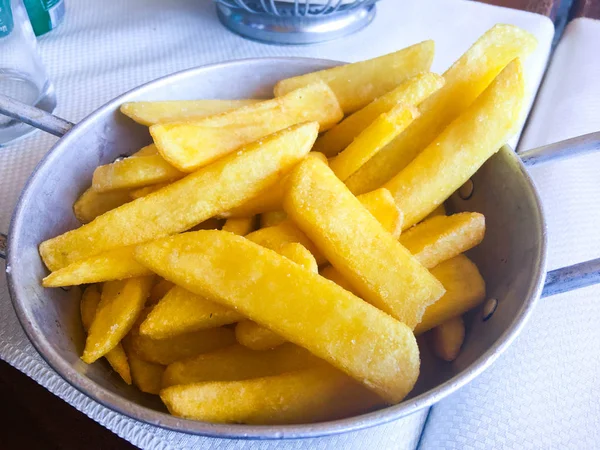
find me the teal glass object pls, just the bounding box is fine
[23,0,64,36]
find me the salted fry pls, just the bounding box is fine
[284,157,445,328]
[140,286,243,339]
[130,325,236,365]
[329,103,418,181]
[386,60,525,228]
[162,343,319,388]
[431,316,465,361]
[161,366,384,424]
[222,216,256,236]
[135,231,420,403]
[40,122,317,271]
[129,182,171,199]
[314,73,444,157]
[92,155,184,192]
[151,82,341,172]
[42,246,152,287]
[346,25,536,195]
[415,255,486,335]
[235,320,287,351]
[357,188,403,238]
[274,41,435,114]
[260,210,287,228]
[82,277,153,364]
[121,99,261,126]
[73,188,131,224]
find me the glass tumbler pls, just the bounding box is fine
[0,0,56,145]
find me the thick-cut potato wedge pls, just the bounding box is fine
[40,122,317,271]
[314,73,444,157]
[222,216,256,236]
[400,212,485,269]
[283,157,445,328]
[130,325,236,365]
[151,83,341,172]
[260,210,287,228]
[235,320,287,351]
[425,203,447,219]
[73,188,131,224]
[415,255,486,335]
[386,60,525,228]
[140,286,243,339]
[329,103,418,181]
[134,231,420,403]
[357,188,403,239]
[124,338,165,394]
[346,25,536,195]
[129,182,171,200]
[161,366,384,424]
[120,99,261,126]
[147,278,175,306]
[42,246,152,287]
[162,343,319,388]
[431,316,465,361]
[80,285,132,384]
[82,277,153,364]
[92,155,184,193]
[274,41,435,114]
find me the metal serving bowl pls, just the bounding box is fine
[2,58,599,439]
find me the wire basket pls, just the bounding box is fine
[214,0,378,44]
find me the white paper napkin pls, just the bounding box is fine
[0,0,554,448]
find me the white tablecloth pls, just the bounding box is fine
[0,1,556,448]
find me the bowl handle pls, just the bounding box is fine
[520,131,600,297]
[0,93,74,137]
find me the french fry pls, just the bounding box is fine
[314,73,444,157]
[80,285,132,384]
[151,82,341,172]
[131,143,159,157]
[274,41,435,114]
[134,231,421,403]
[222,216,256,236]
[130,324,236,365]
[386,60,525,228]
[73,188,131,224]
[283,157,445,328]
[400,212,485,269]
[147,278,175,306]
[430,316,465,361]
[260,210,287,228]
[162,343,319,388]
[140,286,243,339]
[82,277,153,364]
[345,25,536,195]
[278,242,318,273]
[124,337,165,394]
[161,366,384,424]
[129,182,171,199]
[42,246,152,287]
[414,255,485,335]
[92,155,184,192]
[120,99,261,126]
[357,188,403,238]
[319,265,356,293]
[40,122,317,271]
[329,103,418,181]
[235,320,287,351]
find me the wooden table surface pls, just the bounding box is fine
[2,1,598,449]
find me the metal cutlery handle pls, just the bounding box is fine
[0,93,74,137]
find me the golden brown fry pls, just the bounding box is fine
[278,242,318,273]
[430,316,465,361]
[40,122,317,271]
[314,73,444,157]
[129,182,171,200]
[274,41,435,114]
[386,60,525,228]
[415,255,486,335]
[160,366,384,424]
[222,216,256,236]
[120,99,261,126]
[162,343,319,388]
[82,277,153,363]
[260,211,287,228]
[235,320,287,351]
[319,265,356,293]
[283,157,445,328]
[92,155,184,192]
[357,188,403,238]
[124,337,165,394]
[400,212,485,269]
[73,188,131,224]
[42,246,152,287]
[131,144,159,157]
[346,25,536,195]
[134,230,420,403]
[151,82,341,172]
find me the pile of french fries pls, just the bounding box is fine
[39,24,536,424]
